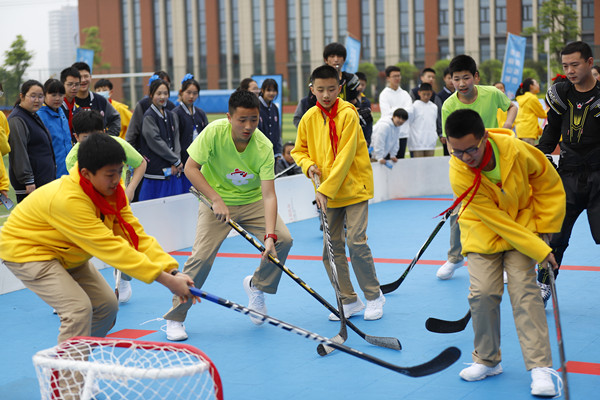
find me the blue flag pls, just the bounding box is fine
[342,36,361,73]
[501,34,527,99]
[76,48,95,73]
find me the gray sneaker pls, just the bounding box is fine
[243,276,266,325]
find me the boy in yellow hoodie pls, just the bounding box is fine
[443,109,565,397]
[292,64,385,321]
[0,134,195,344]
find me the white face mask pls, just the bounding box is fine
[96,91,110,99]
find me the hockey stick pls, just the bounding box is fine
[114,269,121,300]
[380,208,454,294]
[274,163,297,179]
[425,309,471,334]
[190,287,459,377]
[312,175,348,356]
[546,266,570,399]
[189,187,401,351]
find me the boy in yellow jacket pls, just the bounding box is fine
[292,64,385,321]
[443,109,565,397]
[0,134,195,344]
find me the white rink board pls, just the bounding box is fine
[0,156,452,294]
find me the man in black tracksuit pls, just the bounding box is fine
[536,41,600,306]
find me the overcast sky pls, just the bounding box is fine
[0,0,77,80]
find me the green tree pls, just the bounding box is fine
[522,0,579,64]
[478,59,503,85]
[395,62,418,89]
[358,62,378,99]
[0,35,34,107]
[521,67,541,86]
[433,59,451,92]
[81,26,111,70]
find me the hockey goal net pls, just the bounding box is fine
[32,336,223,400]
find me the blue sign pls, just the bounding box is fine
[76,48,95,73]
[500,33,527,99]
[342,36,361,73]
[252,74,283,129]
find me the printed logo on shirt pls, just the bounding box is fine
[226,168,254,186]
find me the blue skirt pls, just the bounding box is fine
[139,176,185,201]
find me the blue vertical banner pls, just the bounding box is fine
[76,48,95,73]
[252,74,283,129]
[342,36,361,73]
[501,33,527,99]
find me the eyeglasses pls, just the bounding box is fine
[64,82,81,88]
[450,136,485,158]
[27,94,45,101]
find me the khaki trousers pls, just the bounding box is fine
[323,201,381,304]
[467,251,552,370]
[447,208,464,263]
[4,259,118,343]
[411,150,435,158]
[164,199,293,322]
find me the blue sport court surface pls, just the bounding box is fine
[1,196,599,399]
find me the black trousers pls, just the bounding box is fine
[396,138,408,159]
[538,168,600,283]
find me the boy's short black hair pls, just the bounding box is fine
[449,55,478,76]
[418,83,433,92]
[228,89,260,114]
[561,41,593,61]
[355,71,367,82]
[78,133,126,174]
[283,141,295,152]
[385,65,401,77]
[443,67,451,77]
[310,65,340,85]
[72,62,91,74]
[323,42,346,60]
[421,67,436,76]
[44,78,65,95]
[73,110,105,134]
[60,67,80,83]
[94,79,113,90]
[445,109,485,139]
[392,108,409,120]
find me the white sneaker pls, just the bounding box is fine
[459,362,503,381]
[531,367,559,397]
[328,298,365,321]
[436,260,465,280]
[243,275,266,325]
[166,320,188,341]
[364,291,386,320]
[118,279,132,303]
[503,270,508,284]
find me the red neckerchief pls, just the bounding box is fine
[78,169,139,250]
[317,98,340,159]
[64,97,77,137]
[439,140,494,220]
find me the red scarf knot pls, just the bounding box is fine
[316,98,340,159]
[438,140,494,220]
[78,169,139,250]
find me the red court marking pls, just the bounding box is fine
[106,329,157,339]
[558,361,600,376]
[170,250,598,271]
[393,197,454,201]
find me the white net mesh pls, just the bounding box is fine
[32,337,223,400]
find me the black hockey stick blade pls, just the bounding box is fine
[314,175,348,356]
[190,287,458,377]
[190,187,402,351]
[381,210,452,294]
[425,310,471,334]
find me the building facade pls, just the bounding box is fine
[79,0,600,105]
[49,5,79,77]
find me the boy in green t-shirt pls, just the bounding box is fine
[163,89,293,341]
[65,110,147,303]
[436,54,518,281]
